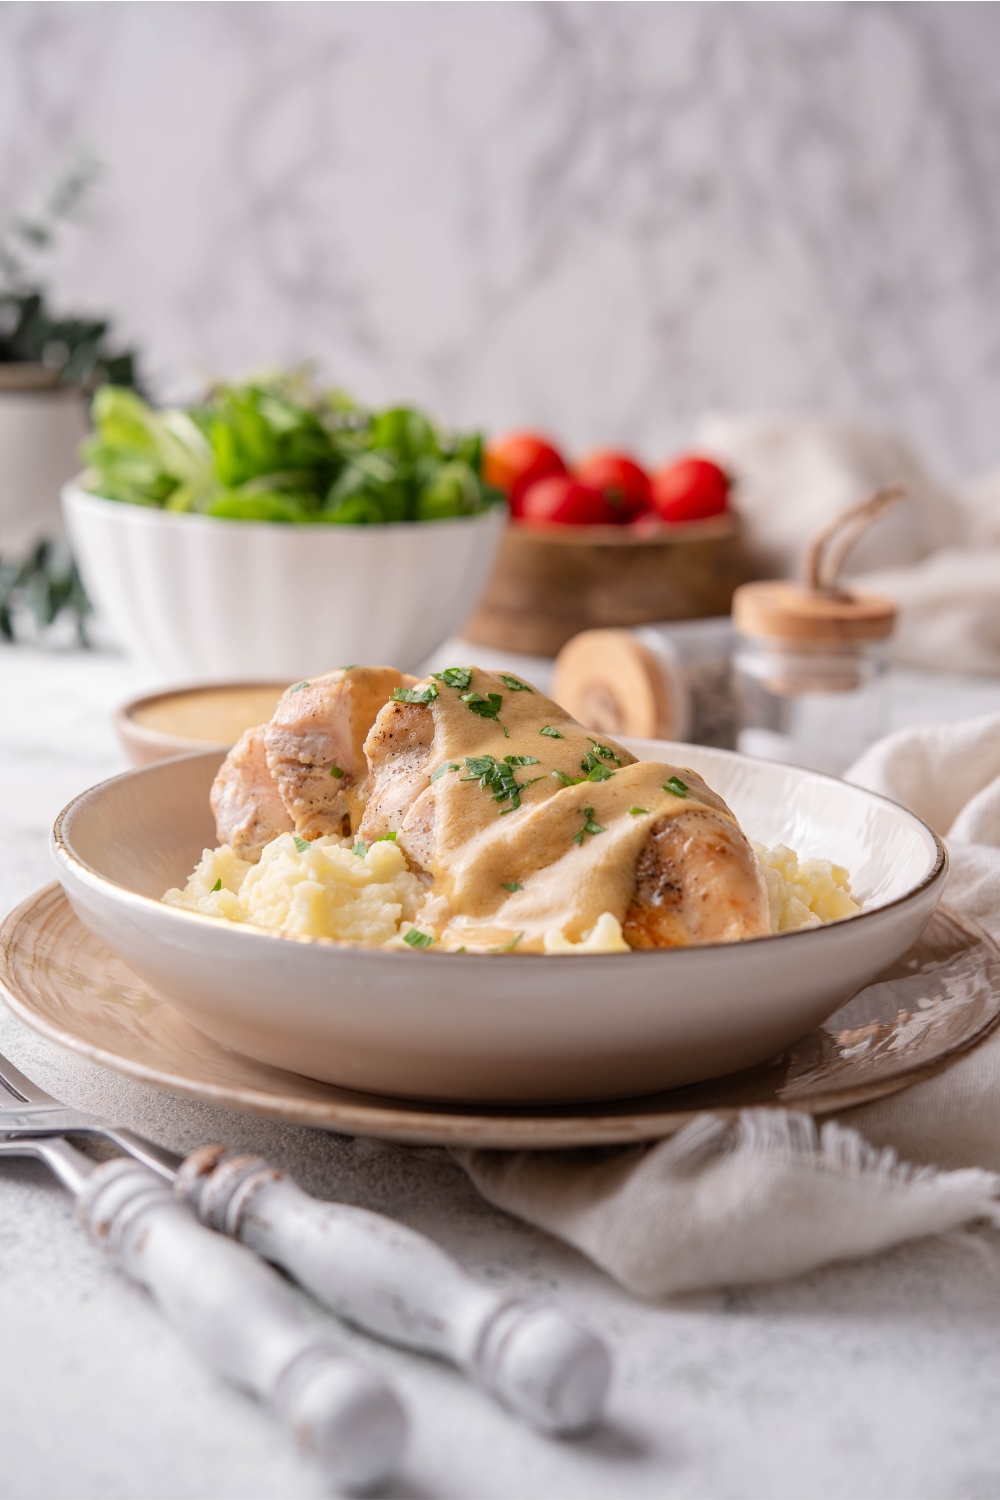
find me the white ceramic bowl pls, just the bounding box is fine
[51,739,947,1105]
[62,483,506,679]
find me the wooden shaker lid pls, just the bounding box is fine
[732,581,897,645]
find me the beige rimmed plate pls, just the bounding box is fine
[1,885,997,1149]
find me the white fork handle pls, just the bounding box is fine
[177,1147,611,1434]
[78,1158,406,1491]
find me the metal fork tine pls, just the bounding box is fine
[0,1046,181,1177]
[0,1049,56,1105]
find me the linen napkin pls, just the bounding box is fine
[695,413,1000,675]
[457,713,1000,1297]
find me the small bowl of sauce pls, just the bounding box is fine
[116,682,289,765]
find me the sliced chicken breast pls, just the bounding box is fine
[210,725,294,863]
[264,666,408,840]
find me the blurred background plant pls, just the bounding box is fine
[0,160,142,647]
[0,159,141,392]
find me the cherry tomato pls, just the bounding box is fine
[521,475,615,525]
[484,432,567,516]
[651,455,730,524]
[574,450,652,522]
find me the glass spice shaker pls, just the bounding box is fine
[731,485,902,776]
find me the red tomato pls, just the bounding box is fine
[521,475,614,525]
[574,450,652,522]
[651,456,730,524]
[484,432,567,516]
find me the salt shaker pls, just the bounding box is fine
[731,485,901,776]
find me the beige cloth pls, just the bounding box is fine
[458,714,1000,1298]
[695,413,1000,674]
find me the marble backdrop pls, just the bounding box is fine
[2,1,999,482]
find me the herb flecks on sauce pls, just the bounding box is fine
[432,666,473,691]
[552,768,584,787]
[290,681,309,693]
[461,689,503,722]
[463,754,545,814]
[500,675,533,692]
[539,725,564,739]
[573,807,605,846]
[664,776,688,798]
[392,684,438,705]
[430,761,460,782]
[375,831,397,842]
[629,807,649,816]
[329,763,344,778]
[588,738,622,765]
[502,881,523,892]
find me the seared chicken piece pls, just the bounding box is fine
[356,699,437,869]
[264,666,409,840]
[623,806,770,948]
[357,667,770,949]
[210,725,293,863]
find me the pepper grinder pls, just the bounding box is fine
[731,484,903,776]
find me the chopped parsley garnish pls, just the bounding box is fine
[430,761,460,782]
[290,680,309,693]
[211,878,222,892]
[352,840,367,857]
[392,684,438,704]
[552,768,584,786]
[375,831,397,842]
[431,666,473,690]
[293,835,310,853]
[499,675,533,692]
[539,725,564,738]
[580,741,621,776]
[629,807,649,816]
[588,738,622,766]
[339,665,356,671]
[329,763,344,778]
[573,806,605,845]
[461,689,503,722]
[404,930,434,949]
[664,776,688,798]
[495,932,523,951]
[462,754,545,814]
[585,763,615,782]
[502,881,523,893]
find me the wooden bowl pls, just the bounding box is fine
[462,515,749,657]
[115,681,289,766]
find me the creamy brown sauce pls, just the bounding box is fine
[133,686,287,745]
[395,667,738,951]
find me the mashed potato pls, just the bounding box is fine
[163,833,425,945]
[752,842,860,932]
[163,833,859,950]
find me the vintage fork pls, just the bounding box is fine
[0,1047,610,1435]
[0,1050,406,1489]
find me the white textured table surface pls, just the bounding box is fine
[4,642,1000,1500]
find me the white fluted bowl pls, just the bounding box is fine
[62,483,506,680]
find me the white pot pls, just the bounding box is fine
[62,483,506,680]
[0,374,88,553]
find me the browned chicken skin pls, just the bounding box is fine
[623,806,770,948]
